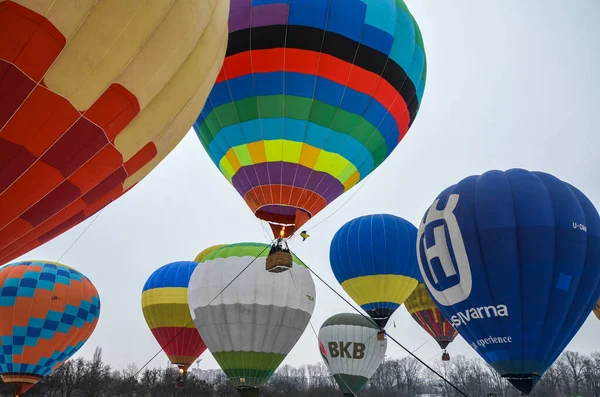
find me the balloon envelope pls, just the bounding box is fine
[188,243,316,397]
[330,214,421,328]
[319,313,386,396]
[417,169,600,394]
[193,0,427,237]
[0,0,229,264]
[141,261,206,371]
[0,260,100,395]
[404,281,458,351]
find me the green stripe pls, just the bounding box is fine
[322,313,379,329]
[334,373,369,395]
[197,242,304,266]
[212,351,286,388]
[199,95,387,166]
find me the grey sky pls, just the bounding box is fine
[12,0,600,375]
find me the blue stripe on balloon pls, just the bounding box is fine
[142,262,198,291]
[198,72,396,148]
[361,302,400,312]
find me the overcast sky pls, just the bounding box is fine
[12,0,600,376]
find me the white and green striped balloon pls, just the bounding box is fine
[187,242,316,397]
[318,313,387,396]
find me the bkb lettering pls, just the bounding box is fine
[327,342,366,359]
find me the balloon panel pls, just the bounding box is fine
[188,243,316,391]
[193,0,427,236]
[318,313,386,395]
[0,260,100,391]
[141,261,205,369]
[417,169,600,393]
[404,282,457,349]
[330,214,421,326]
[0,0,229,264]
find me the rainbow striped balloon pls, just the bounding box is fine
[0,261,100,396]
[194,0,427,237]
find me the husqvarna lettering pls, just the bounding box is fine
[417,194,472,306]
[450,304,509,328]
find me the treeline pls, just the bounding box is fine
[1,348,599,397]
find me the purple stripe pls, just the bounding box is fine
[229,1,290,33]
[231,162,345,203]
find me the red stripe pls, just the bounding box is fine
[215,48,411,135]
[151,327,206,359]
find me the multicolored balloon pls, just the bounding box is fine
[141,261,206,372]
[330,214,421,328]
[193,0,427,238]
[319,313,386,397]
[417,169,600,394]
[188,243,316,397]
[0,260,100,396]
[404,282,458,359]
[0,0,229,265]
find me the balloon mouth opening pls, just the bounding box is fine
[502,373,540,394]
[256,205,312,238]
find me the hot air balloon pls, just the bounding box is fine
[593,298,600,321]
[194,244,227,262]
[417,169,600,395]
[193,0,427,240]
[0,260,100,396]
[330,214,421,328]
[141,261,206,386]
[0,0,229,265]
[404,281,458,361]
[319,313,387,397]
[188,243,316,397]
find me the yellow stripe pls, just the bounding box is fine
[404,282,438,315]
[142,287,188,308]
[219,140,359,184]
[341,275,418,306]
[142,303,195,329]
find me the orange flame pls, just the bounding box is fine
[280,226,286,238]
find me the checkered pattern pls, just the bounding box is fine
[0,261,100,378]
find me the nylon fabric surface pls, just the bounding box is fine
[141,261,206,370]
[319,313,386,396]
[188,242,316,392]
[416,168,600,394]
[0,260,100,394]
[404,281,458,349]
[330,214,421,327]
[0,0,229,265]
[193,0,427,236]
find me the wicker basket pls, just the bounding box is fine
[442,351,450,361]
[266,251,293,273]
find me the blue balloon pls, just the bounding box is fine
[417,169,600,394]
[330,214,421,328]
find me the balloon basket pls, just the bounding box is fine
[266,240,293,273]
[442,351,450,361]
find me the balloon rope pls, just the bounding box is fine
[131,241,274,379]
[292,251,470,397]
[56,209,105,263]
[303,173,373,233]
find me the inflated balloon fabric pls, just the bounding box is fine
[0,0,229,264]
[417,169,600,394]
[194,0,427,237]
[0,260,100,395]
[188,243,316,396]
[318,313,386,396]
[141,261,206,371]
[330,214,421,328]
[404,282,457,350]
